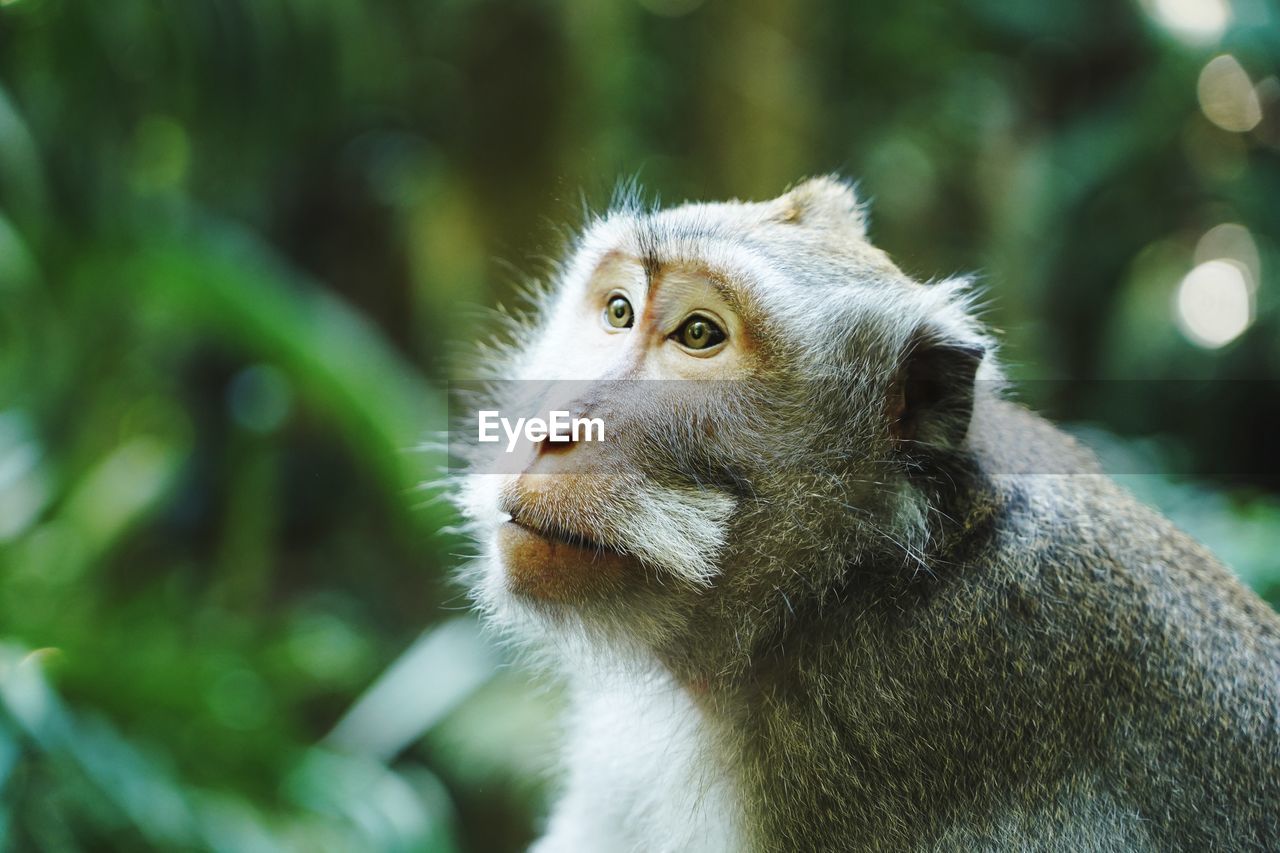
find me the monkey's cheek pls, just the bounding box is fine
[496,522,639,604]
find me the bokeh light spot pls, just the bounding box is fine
[1174,259,1253,348]
[228,365,292,434]
[1141,0,1231,43]
[1198,55,1262,133]
[287,610,370,684]
[1195,223,1261,283]
[130,115,190,193]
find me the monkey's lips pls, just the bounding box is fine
[496,518,642,603]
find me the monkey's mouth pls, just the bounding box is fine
[496,505,641,602]
[503,504,627,555]
[512,519,612,552]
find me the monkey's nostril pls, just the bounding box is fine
[537,433,578,455]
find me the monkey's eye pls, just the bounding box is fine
[604,295,634,329]
[674,314,726,351]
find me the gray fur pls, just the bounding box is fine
[455,177,1280,852]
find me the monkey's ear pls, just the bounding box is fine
[889,331,985,454]
[774,175,866,235]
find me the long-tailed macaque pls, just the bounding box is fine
[453,178,1280,851]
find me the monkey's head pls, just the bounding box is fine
[455,177,996,669]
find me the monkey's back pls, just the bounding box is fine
[950,399,1280,849]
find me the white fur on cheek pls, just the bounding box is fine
[619,486,735,586]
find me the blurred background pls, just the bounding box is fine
[1,0,1278,850]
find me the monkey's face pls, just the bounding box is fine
[457,178,989,652]
[457,252,761,623]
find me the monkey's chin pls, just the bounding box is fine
[496,521,641,604]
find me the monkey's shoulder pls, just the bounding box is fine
[953,398,1279,650]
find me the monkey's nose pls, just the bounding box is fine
[533,398,600,458]
[522,414,584,476]
[523,407,604,476]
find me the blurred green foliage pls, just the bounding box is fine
[0,0,1278,850]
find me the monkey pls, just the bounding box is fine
[451,177,1280,852]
